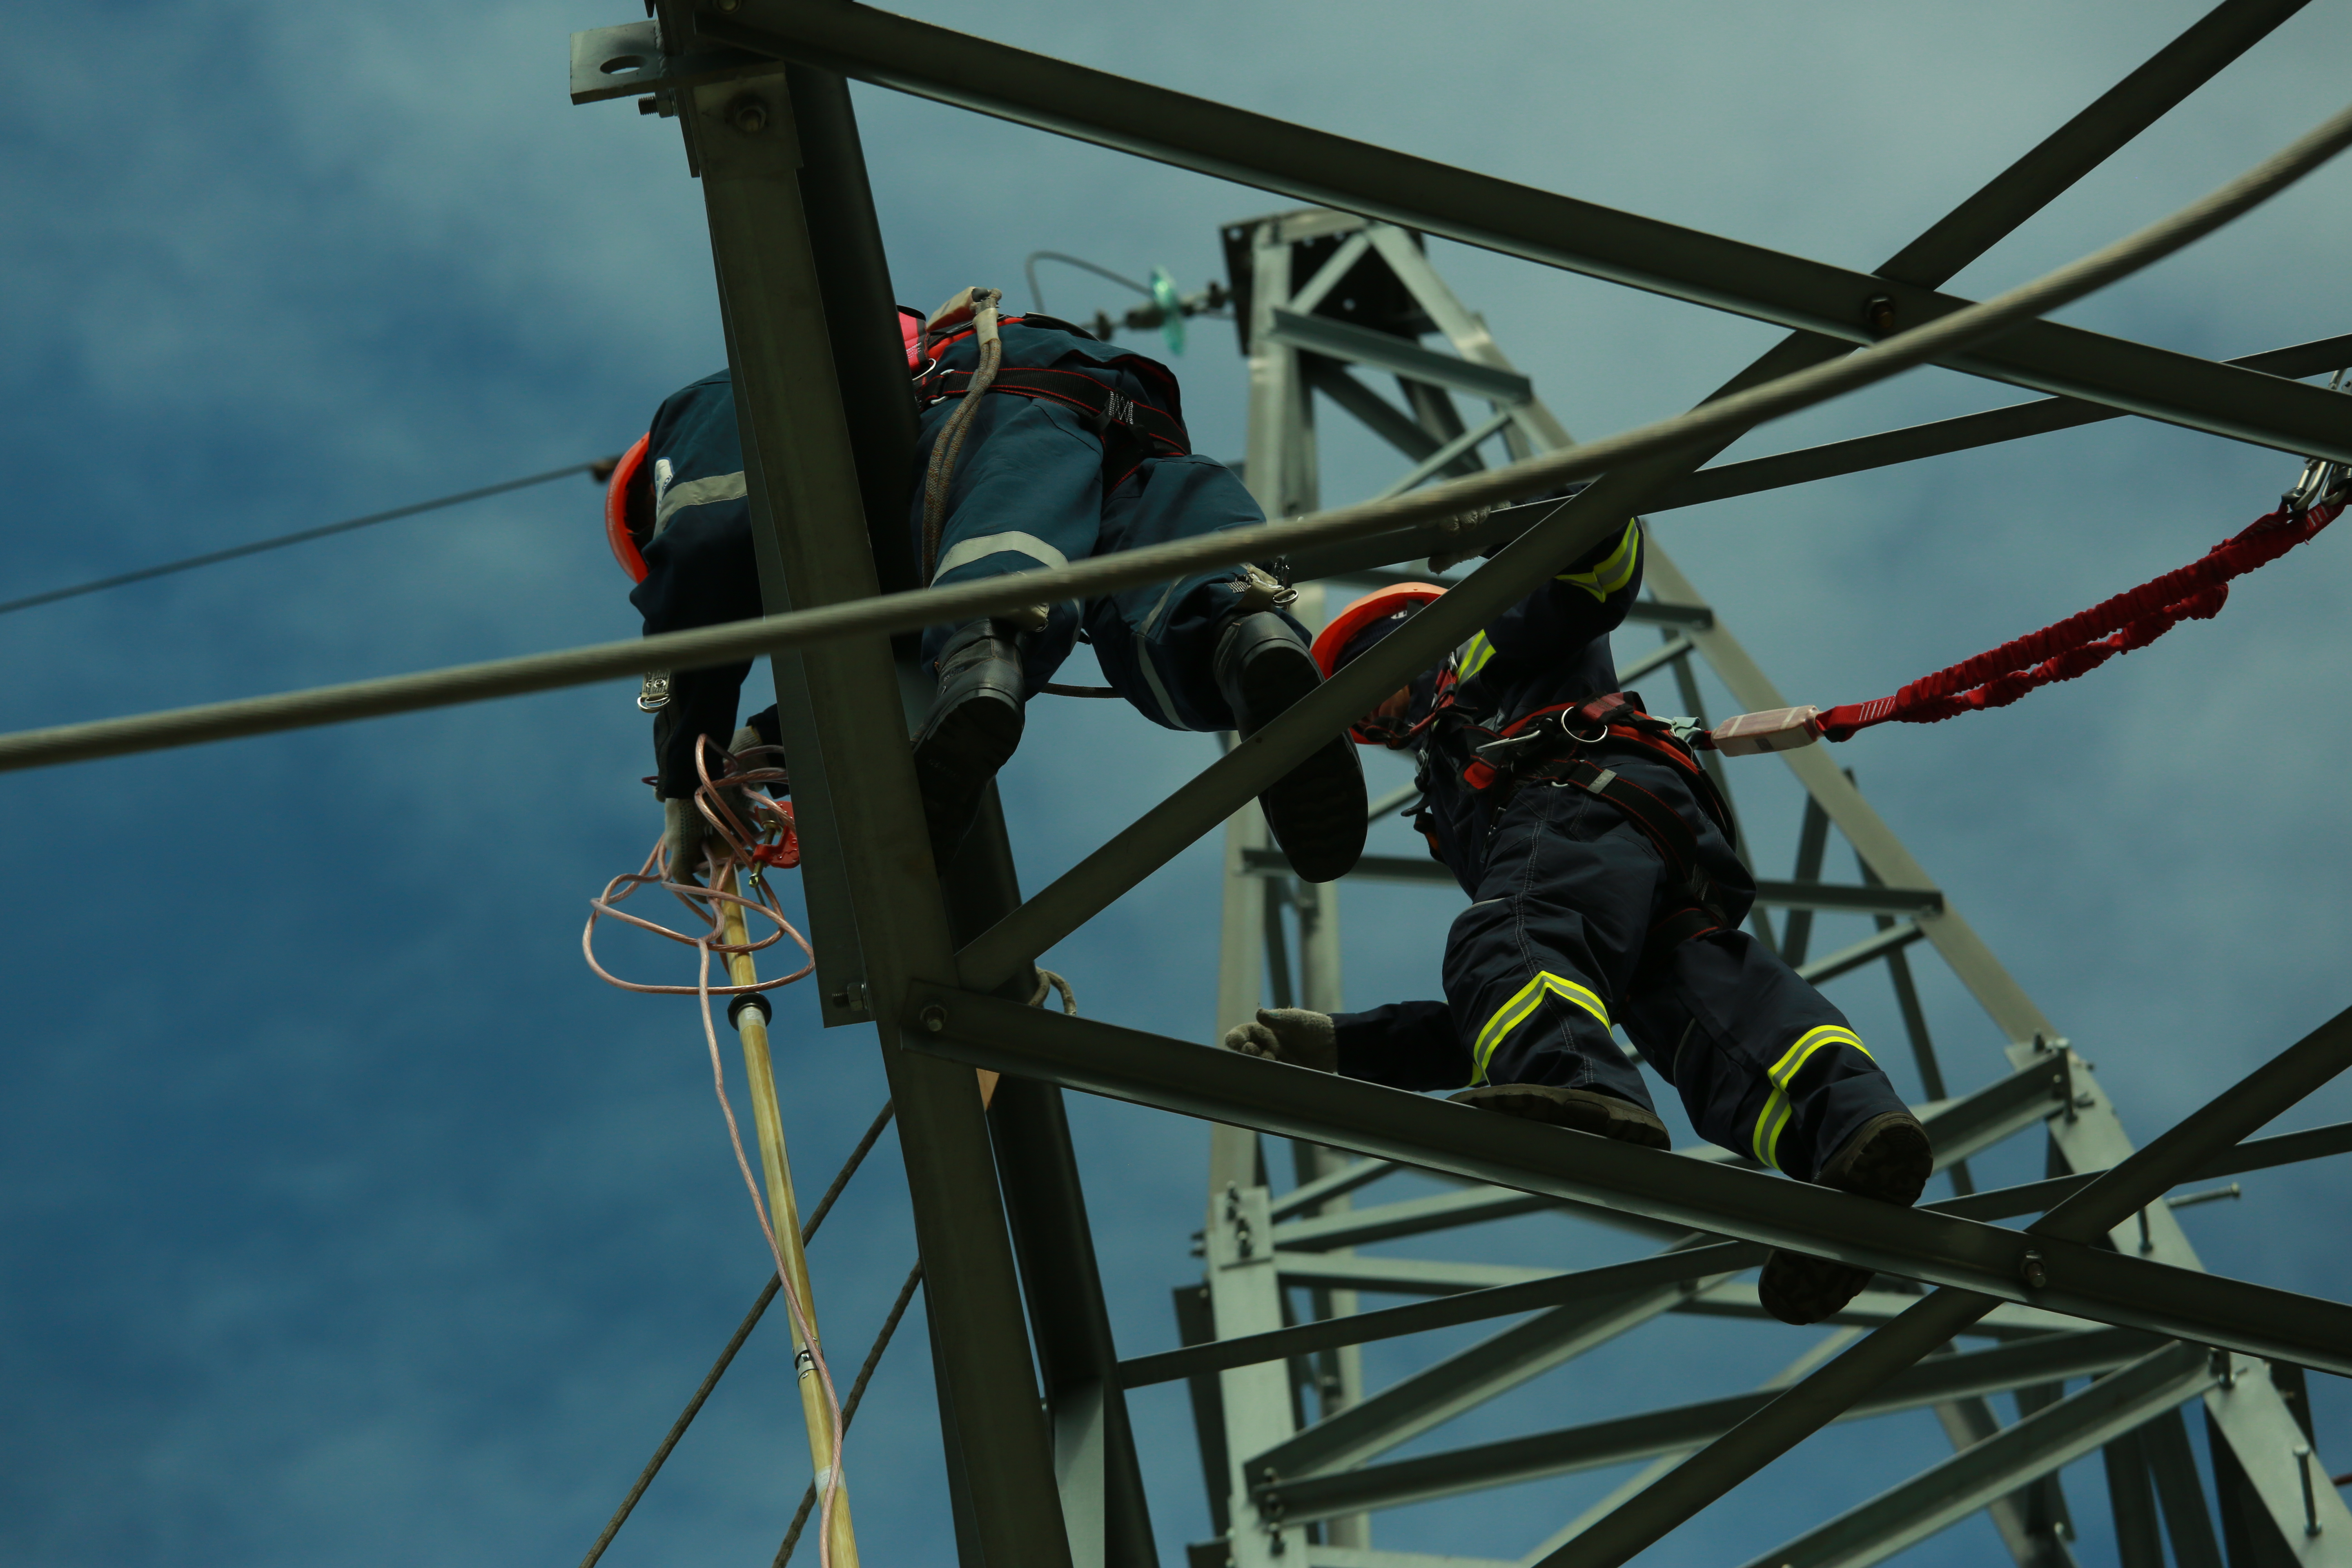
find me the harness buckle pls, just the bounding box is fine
[637,670,672,713]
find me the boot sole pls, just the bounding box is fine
[1234,642,1366,882]
[1757,1114,1933,1325]
[1450,1084,1671,1147]
[912,690,1023,863]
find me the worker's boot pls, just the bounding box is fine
[1213,611,1367,882]
[1450,1082,1671,1147]
[1757,1111,1933,1326]
[911,617,1027,866]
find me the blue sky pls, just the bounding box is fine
[4,3,2350,1565]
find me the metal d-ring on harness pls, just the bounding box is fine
[1462,691,1739,981]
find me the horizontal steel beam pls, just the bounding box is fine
[1270,1056,2062,1252]
[1265,310,1533,405]
[1755,880,1944,916]
[1258,1328,2165,1524]
[1267,1156,1401,1223]
[1736,1341,2217,1568]
[694,3,2352,464]
[904,989,2352,1375]
[1282,330,2352,582]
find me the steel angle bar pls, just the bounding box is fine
[1929,1118,2352,1224]
[1269,1158,1403,1223]
[1373,410,1517,501]
[1550,1002,2352,1568]
[1261,1328,2163,1527]
[1614,635,1695,686]
[1240,848,1456,886]
[1302,1550,1518,1568]
[1274,1254,1563,1296]
[1796,922,1926,984]
[1296,328,2352,581]
[1674,1283,2092,1338]
[1665,329,2352,513]
[1264,311,1532,406]
[1272,1052,2060,1252]
[1735,1341,2218,1568]
[693,3,2352,461]
[1122,1241,1760,1390]
[1750,880,1943,917]
[904,989,2352,1375]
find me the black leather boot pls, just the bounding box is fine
[911,617,1028,865]
[1756,1111,1932,1325]
[1213,611,1367,882]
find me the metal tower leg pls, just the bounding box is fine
[682,69,1071,1568]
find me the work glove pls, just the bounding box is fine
[661,795,710,886]
[1223,1007,1338,1073]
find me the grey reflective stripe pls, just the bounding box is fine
[652,470,748,536]
[933,530,1071,578]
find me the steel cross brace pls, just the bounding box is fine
[645,0,2352,464]
[1257,1327,2169,1526]
[898,987,2352,1375]
[1734,1341,2221,1568]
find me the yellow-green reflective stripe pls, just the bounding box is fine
[1469,971,1611,1086]
[1749,1026,1874,1171]
[1456,630,1497,681]
[1558,519,1642,602]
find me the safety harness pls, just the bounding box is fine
[916,312,1194,487]
[1445,690,1740,980]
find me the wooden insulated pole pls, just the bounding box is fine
[716,862,860,1568]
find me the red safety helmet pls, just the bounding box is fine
[605,432,652,582]
[1311,581,1447,744]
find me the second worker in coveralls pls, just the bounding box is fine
[608,289,1366,880]
[1223,519,1931,1325]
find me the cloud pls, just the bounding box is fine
[4,2,2349,1565]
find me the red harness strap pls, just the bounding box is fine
[1821,498,2343,741]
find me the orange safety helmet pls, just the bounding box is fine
[604,432,652,582]
[1311,581,1447,743]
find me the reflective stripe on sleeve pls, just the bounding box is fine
[1469,971,1612,1087]
[652,469,748,536]
[1456,630,1498,682]
[1750,1025,1874,1171]
[1557,519,1642,601]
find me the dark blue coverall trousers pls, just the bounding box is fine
[630,321,1300,795]
[1332,521,1910,1180]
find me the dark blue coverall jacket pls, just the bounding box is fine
[1331,521,1907,1180]
[629,318,1298,796]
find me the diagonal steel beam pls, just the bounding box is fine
[1126,1108,2351,1390]
[1261,1329,2164,1526]
[1278,322,2352,581]
[1546,1000,2352,1568]
[688,2,2352,461]
[1734,1341,2218,1568]
[901,988,2352,1376]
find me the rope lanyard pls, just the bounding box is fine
[1818,493,2342,741]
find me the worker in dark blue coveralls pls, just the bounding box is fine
[604,287,1365,881]
[1221,522,1930,1325]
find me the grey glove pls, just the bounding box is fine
[1222,1007,1338,1072]
[662,795,709,886]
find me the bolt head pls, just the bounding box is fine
[919,1004,947,1033]
[731,98,768,134]
[2020,1250,2048,1289]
